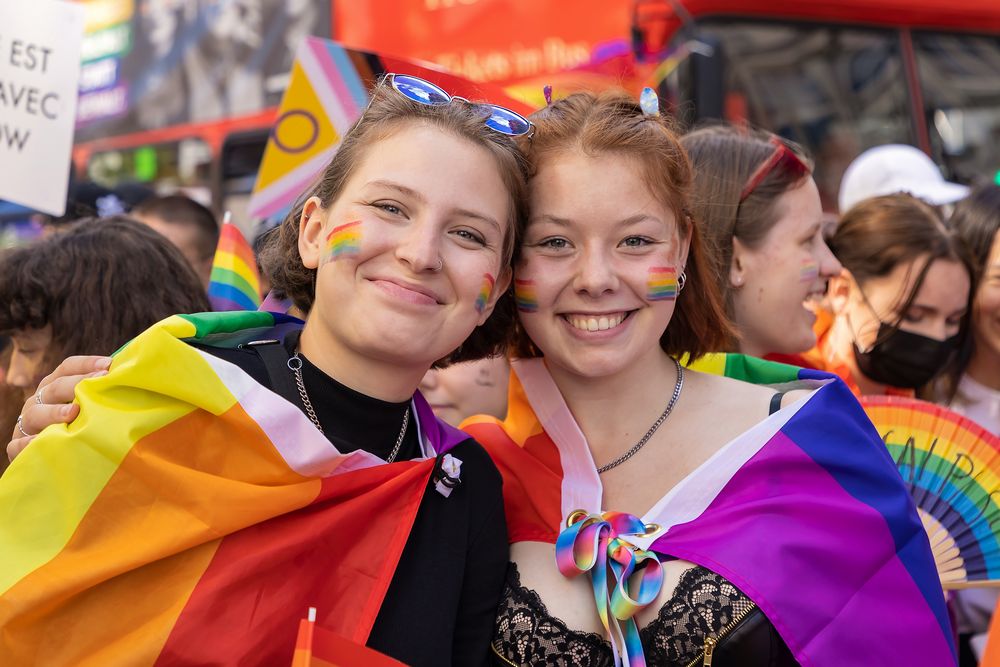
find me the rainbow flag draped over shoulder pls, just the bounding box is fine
[462,353,955,666]
[0,311,467,665]
[209,222,261,311]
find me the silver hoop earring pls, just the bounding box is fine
[677,270,687,292]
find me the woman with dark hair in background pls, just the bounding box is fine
[0,216,209,475]
[0,216,210,402]
[680,125,842,359]
[800,193,974,396]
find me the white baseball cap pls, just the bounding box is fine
[838,144,969,212]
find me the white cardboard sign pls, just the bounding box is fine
[0,0,85,216]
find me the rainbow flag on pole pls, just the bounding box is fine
[463,353,956,666]
[208,219,261,311]
[291,609,407,667]
[0,311,467,664]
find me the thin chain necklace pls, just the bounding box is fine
[596,358,684,474]
[287,353,411,464]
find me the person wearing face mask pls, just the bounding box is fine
[799,193,974,396]
[681,126,843,359]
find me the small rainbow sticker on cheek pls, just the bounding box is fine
[325,220,361,261]
[475,274,495,314]
[514,279,538,312]
[647,266,678,301]
[800,259,820,283]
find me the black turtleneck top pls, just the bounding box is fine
[193,340,508,666]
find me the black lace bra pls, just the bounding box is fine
[491,561,765,666]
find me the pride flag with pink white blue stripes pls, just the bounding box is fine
[463,353,955,666]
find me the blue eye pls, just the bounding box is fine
[621,236,654,248]
[373,202,403,215]
[453,229,486,245]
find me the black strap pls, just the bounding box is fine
[768,391,786,416]
[241,339,304,410]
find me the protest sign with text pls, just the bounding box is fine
[0,0,84,216]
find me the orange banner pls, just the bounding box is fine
[334,0,630,84]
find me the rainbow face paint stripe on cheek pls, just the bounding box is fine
[800,260,819,283]
[475,274,495,314]
[325,221,361,260]
[514,279,538,312]
[647,266,678,301]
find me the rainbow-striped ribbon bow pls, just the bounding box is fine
[555,510,664,667]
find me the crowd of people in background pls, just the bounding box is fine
[1,77,999,667]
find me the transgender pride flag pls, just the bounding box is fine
[463,354,955,666]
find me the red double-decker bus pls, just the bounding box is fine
[71,0,1000,218]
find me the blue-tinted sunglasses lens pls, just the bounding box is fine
[484,106,532,136]
[391,74,450,106]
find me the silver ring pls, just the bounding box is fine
[16,415,32,438]
[35,387,44,405]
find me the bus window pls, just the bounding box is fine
[86,139,213,203]
[913,32,1000,185]
[220,131,270,230]
[669,21,915,212]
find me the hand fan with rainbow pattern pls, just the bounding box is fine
[861,395,1000,588]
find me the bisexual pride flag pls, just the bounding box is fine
[462,354,955,666]
[0,311,468,665]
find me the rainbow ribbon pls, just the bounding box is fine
[556,511,664,667]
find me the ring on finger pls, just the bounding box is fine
[16,415,32,438]
[35,387,44,405]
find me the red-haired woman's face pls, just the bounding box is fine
[516,150,689,381]
[729,177,841,357]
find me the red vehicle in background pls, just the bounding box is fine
[70,0,1000,218]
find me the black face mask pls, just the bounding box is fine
[852,322,959,389]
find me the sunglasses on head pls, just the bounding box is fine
[384,73,534,138]
[739,136,810,202]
